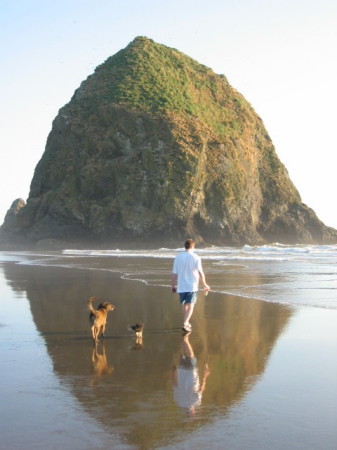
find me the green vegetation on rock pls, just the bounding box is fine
[1,36,336,248]
[74,36,250,139]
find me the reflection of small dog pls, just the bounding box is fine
[88,297,115,344]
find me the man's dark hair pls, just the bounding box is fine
[184,239,195,250]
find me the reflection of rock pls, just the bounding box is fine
[197,297,290,406]
[3,260,292,449]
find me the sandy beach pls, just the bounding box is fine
[1,251,337,449]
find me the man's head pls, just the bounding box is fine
[184,239,195,250]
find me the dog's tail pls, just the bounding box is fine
[88,297,97,315]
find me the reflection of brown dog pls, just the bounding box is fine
[91,343,114,378]
[88,297,115,344]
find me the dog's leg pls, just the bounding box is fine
[92,347,97,363]
[92,325,99,345]
[101,323,106,338]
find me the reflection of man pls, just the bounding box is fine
[172,333,210,415]
[171,239,210,332]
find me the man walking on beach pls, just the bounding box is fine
[171,239,210,332]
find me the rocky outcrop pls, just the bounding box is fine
[1,37,337,248]
[1,198,25,230]
[0,199,28,248]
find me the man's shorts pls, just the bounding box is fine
[179,292,197,305]
[179,355,197,369]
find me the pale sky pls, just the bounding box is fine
[1,0,337,231]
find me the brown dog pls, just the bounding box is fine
[88,297,115,344]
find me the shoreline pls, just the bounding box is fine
[1,247,337,311]
[1,257,337,449]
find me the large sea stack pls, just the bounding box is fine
[1,37,337,248]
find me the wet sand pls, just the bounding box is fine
[1,256,337,449]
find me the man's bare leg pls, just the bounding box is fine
[182,333,194,357]
[182,303,195,328]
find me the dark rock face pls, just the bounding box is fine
[1,198,25,232]
[1,37,336,248]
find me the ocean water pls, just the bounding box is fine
[1,243,337,310]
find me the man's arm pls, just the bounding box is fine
[171,273,178,292]
[198,364,211,393]
[199,269,210,292]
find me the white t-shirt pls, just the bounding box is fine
[172,250,202,293]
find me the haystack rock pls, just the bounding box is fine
[1,37,337,248]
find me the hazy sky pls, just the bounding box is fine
[1,0,337,231]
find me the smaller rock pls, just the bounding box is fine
[1,198,26,231]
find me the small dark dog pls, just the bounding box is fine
[129,322,144,348]
[130,322,144,338]
[88,297,115,344]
